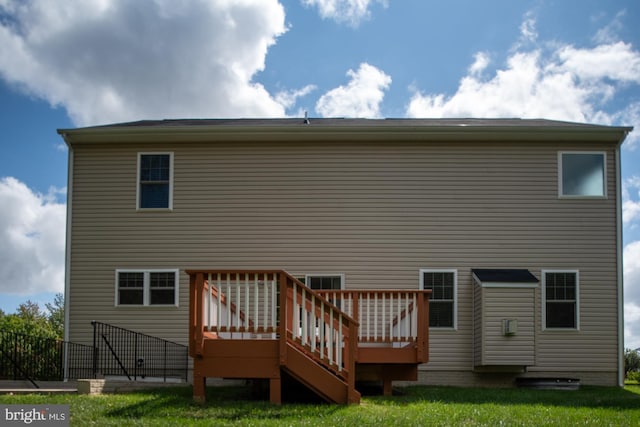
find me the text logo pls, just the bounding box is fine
[1,405,69,426]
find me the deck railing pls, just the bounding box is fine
[188,270,358,380]
[316,290,430,362]
[285,275,358,377]
[200,271,279,338]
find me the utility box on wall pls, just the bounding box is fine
[472,269,538,368]
[503,319,518,336]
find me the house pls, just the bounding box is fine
[58,118,631,402]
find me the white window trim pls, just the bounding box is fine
[115,269,179,307]
[419,268,457,330]
[541,269,580,331]
[558,151,607,199]
[304,273,345,290]
[136,152,174,211]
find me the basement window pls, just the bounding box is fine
[116,269,179,306]
[559,152,606,198]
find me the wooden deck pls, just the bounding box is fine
[188,270,430,404]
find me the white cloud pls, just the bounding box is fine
[275,84,317,110]
[406,20,640,148]
[555,42,640,84]
[0,0,289,126]
[468,52,490,76]
[623,177,640,226]
[315,62,391,118]
[0,177,66,296]
[301,0,387,27]
[519,14,538,43]
[625,241,640,349]
[593,9,626,44]
[625,302,640,350]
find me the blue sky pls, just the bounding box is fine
[1,0,640,346]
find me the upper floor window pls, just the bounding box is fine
[116,269,179,306]
[420,269,457,328]
[558,152,606,198]
[138,153,173,209]
[542,270,579,330]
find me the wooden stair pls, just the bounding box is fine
[188,270,429,404]
[283,341,360,404]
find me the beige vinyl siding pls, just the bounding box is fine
[67,139,619,380]
[474,286,536,367]
[473,283,483,367]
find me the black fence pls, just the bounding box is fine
[92,321,188,382]
[0,330,94,384]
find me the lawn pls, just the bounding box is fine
[2,384,640,426]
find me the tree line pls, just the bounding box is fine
[0,293,64,340]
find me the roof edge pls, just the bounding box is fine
[57,118,633,145]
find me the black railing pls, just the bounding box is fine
[0,330,94,384]
[92,321,188,382]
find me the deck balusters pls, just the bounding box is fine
[188,270,429,405]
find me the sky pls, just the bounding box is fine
[1,0,640,346]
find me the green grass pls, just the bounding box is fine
[2,384,640,426]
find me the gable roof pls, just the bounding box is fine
[58,117,632,145]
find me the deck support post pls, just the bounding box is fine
[383,379,393,396]
[269,377,282,405]
[193,370,206,403]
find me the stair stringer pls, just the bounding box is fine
[282,341,360,404]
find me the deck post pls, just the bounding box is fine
[278,272,288,366]
[194,272,205,356]
[383,379,393,396]
[269,377,282,405]
[347,319,358,403]
[351,292,359,344]
[416,291,429,363]
[193,364,206,403]
[189,274,196,357]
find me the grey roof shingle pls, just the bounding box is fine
[86,117,621,129]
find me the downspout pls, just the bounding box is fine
[62,134,74,381]
[616,136,626,387]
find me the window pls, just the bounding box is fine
[117,272,144,305]
[138,153,173,209]
[116,269,179,306]
[305,275,344,290]
[420,269,457,328]
[559,152,606,197]
[542,270,579,329]
[305,274,344,307]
